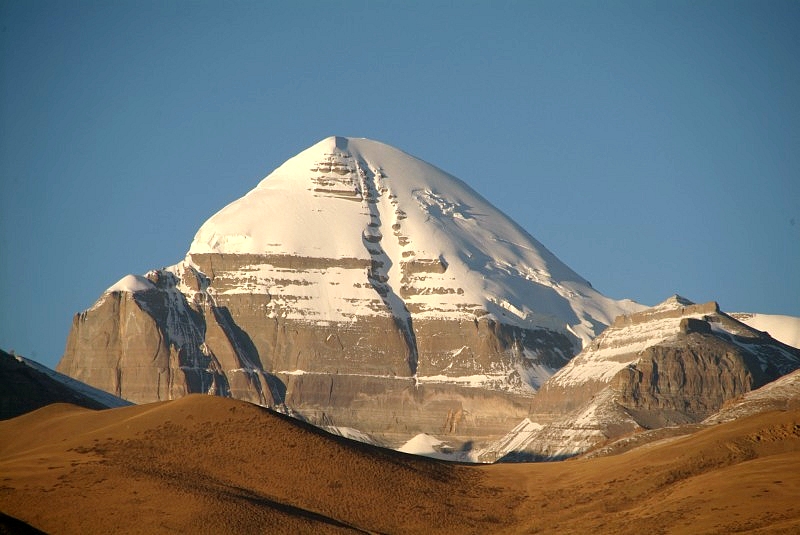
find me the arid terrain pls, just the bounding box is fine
[1,395,799,534]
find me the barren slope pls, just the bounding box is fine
[0,396,507,535]
[1,396,799,534]
[484,409,800,534]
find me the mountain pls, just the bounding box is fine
[56,136,640,448]
[2,394,799,534]
[479,295,800,461]
[0,348,130,420]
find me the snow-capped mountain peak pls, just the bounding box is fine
[187,136,640,348]
[59,136,644,451]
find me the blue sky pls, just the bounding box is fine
[1,1,798,369]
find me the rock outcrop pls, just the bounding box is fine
[58,270,282,406]
[480,295,800,461]
[56,136,641,448]
[705,368,800,424]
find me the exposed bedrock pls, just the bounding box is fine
[57,261,574,446]
[58,272,278,406]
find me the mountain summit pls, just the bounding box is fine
[58,136,641,449]
[190,136,636,347]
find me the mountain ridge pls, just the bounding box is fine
[478,295,800,461]
[0,348,130,420]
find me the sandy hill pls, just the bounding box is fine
[1,395,799,534]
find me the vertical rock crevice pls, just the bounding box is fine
[350,149,419,379]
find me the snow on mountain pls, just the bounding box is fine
[47,135,800,462]
[478,387,640,462]
[398,433,448,455]
[474,418,543,461]
[543,295,800,393]
[187,136,641,348]
[398,433,479,462]
[322,426,387,447]
[105,274,157,293]
[548,295,712,389]
[732,313,800,349]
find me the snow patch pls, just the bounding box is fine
[398,433,480,462]
[105,274,155,293]
[733,313,800,349]
[398,433,446,455]
[323,426,385,447]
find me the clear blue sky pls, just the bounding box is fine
[2,1,798,369]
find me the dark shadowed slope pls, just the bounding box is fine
[0,349,130,420]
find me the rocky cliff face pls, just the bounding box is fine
[480,296,800,461]
[58,270,282,406]
[57,136,640,448]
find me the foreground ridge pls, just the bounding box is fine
[1,394,799,534]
